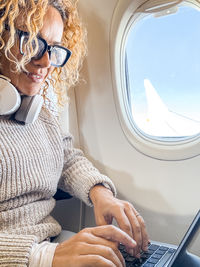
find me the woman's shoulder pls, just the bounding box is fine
[39,106,60,127]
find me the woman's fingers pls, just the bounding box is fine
[124,205,142,256]
[90,225,137,249]
[90,185,150,257]
[102,207,139,257]
[77,243,125,267]
[131,207,149,250]
[108,202,149,256]
[75,231,125,267]
[53,225,130,267]
[136,214,149,251]
[79,255,116,267]
[95,211,113,225]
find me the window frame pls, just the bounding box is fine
[110,0,200,160]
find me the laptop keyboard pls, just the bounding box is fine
[119,243,176,267]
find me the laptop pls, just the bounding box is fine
[119,210,200,267]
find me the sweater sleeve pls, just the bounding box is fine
[58,133,117,206]
[0,234,37,267]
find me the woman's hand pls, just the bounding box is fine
[52,225,136,267]
[89,185,149,257]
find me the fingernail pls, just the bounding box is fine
[131,238,136,246]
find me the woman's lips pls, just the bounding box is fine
[24,72,44,83]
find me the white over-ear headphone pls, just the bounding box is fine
[0,75,43,124]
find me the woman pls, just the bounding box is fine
[0,0,149,266]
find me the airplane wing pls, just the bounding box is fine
[133,79,200,137]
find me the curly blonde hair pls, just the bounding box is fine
[0,0,87,106]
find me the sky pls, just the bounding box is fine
[126,4,200,131]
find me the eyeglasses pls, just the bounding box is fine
[16,29,71,67]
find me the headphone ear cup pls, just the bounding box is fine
[0,77,21,115]
[14,95,44,124]
[0,75,43,123]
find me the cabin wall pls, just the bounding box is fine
[74,0,200,248]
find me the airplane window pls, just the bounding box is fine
[125,4,200,141]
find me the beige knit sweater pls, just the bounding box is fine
[0,107,116,266]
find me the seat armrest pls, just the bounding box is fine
[54,189,72,200]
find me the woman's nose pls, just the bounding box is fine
[32,51,51,68]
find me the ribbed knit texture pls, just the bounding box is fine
[0,107,116,266]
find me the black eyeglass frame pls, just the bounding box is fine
[16,29,71,67]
